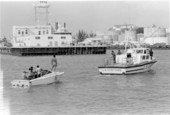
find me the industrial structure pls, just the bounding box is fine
[34,1,50,25]
[141,25,169,45]
[82,24,169,46]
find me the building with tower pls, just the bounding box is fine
[12,1,73,47]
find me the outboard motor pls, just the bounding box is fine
[22,71,28,80]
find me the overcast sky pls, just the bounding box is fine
[0,0,169,39]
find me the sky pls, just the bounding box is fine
[0,0,169,39]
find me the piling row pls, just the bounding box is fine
[0,46,106,56]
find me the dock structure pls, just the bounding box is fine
[0,46,106,56]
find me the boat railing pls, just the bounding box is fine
[122,57,134,65]
[104,57,134,66]
[104,57,114,66]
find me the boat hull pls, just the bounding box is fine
[11,72,64,88]
[30,72,64,86]
[98,60,157,75]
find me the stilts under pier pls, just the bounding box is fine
[0,46,106,56]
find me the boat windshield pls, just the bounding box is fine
[136,50,143,54]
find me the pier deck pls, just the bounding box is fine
[0,46,106,56]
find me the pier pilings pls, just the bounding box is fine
[0,46,106,56]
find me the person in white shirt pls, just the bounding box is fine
[36,65,41,78]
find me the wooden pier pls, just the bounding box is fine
[0,46,106,56]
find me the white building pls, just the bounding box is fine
[12,1,73,47]
[12,24,73,47]
[78,37,103,46]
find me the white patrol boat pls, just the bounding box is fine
[98,47,157,75]
[11,70,64,88]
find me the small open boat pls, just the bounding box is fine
[98,47,157,75]
[11,70,64,88]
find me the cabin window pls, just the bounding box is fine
[61,36,66,39]
[48,36,53,39]
[146,49,150,54]
[25,30,28,34]
[127,53,131,58]
[136,50,143,54]
[49,41,53,46]
[35,37,40,39]
[146,55,149,59]
[142,55,145,60]
[18,30,20,34]
[38,31,41,35]
[22,31,24,35]
[144,50,146,54]
[46,30,48,34]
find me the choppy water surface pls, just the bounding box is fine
[1,50,170,115]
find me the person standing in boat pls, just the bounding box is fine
[36,65,41,78]
[51,55,57,72]
[117,49,122,55]
[111,50,116,63]
[149,48,153,60]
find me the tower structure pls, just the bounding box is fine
[34,1,50,25]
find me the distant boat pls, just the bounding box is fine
[11,71,64,88]
[98,45,157,75]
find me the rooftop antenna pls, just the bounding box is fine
[34,1,50,25]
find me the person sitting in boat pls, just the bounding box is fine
[117,50,122,55]
[51,55,57,72]
[149,48,153,60]
[111,50,116,63]
[28,66,34,80]
[36,65,41,78]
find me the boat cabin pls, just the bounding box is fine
[116,48,151,65]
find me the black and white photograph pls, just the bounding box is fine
[0,0,170,114]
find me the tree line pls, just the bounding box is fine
[0,37,12,47]
[76,30,96,42]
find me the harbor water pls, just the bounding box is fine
[1,50,170,115]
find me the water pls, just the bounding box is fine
[1,50,170,115]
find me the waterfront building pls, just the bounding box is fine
[95,32,111,44]
[12,24,73,47]
[79,37,103,45]
[12,1,73,47]
[0,42,4,47]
